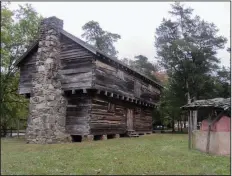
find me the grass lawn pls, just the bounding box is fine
[1,134,230,175]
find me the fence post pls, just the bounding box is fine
[10,127,13,137]
[17,118,20,138]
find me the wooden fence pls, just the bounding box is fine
[1,128,26,138]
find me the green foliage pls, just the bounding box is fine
[133,55,159,81]
[81,21,121,57]
[154,2,229,128]
[121,55,160,82]
[155,2,227,100]
[1,2,42,134]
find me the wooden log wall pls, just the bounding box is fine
[90,95,127,135]
[133,108,153,132]
[89,94,153,135]
[65,93,91,135]
[18,34,95,95]
[93,60,160,103]
[19,49,37,94]
[60,35,94,90]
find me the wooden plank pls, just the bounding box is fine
[95,60,116,71]
[60,67,92,75]
[62,82,91,89]
[206,112,212,154]
[193,110,198,130]
[61,60,92,69]
[94,84,134,99]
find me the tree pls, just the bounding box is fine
[153,71,168,85]
[214,67,230,98]
[133,55,159,80]
[121,57,134,66]
[156,72,187,132]
[81,21,121,58]
[154,2,228,132]
[155,2,227,104]
[1,2,42,136]
[121,55,160,82]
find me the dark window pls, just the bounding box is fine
[108,102,115,112]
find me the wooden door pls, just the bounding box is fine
[127,109,134,130]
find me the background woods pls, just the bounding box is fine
[154,2,230,131]
[1,3,42,136]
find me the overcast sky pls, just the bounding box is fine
[10,2,230,67]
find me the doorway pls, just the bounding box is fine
[127,108,134,130]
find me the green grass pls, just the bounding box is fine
[1,134,230,175]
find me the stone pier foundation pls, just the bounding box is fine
[101,135,108,140]
[114,134,120,138]
[82,135,94,142]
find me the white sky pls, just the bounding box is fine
[9,2,231,67]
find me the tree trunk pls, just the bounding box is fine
[10,127,12,137]
[17,118,20,138]
[180,116,183,132]
[172,116,175,133]
[178,120,180,132]
[186,82,191,104]
[1,122,8,137]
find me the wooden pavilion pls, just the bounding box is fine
[181,98,231,155]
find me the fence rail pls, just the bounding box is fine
[1,129,26,137]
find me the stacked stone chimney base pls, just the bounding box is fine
[25,17,71,144]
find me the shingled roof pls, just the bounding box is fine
[181,98,231,111]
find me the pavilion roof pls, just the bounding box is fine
[181,98,231,111]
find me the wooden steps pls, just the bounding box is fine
[127,130,139,137]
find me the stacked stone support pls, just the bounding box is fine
[26,17,71,144]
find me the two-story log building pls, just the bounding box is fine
[15,16,163,144]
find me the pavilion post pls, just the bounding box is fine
[188,110,192,150]
[206,111,212,154]
[192,110,198,130]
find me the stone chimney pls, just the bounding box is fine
[26,17,71,144]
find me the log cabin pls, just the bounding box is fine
[15,16,163,144]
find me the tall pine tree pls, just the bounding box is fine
[155,2,227,103]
